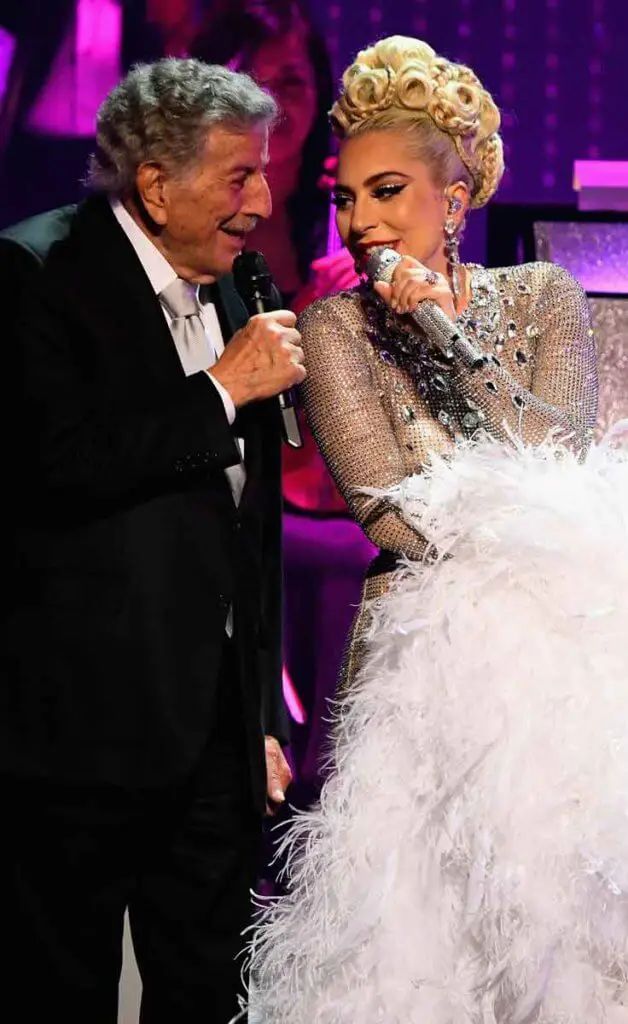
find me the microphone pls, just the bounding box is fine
[232,250,303,449]
[365,247,486,371]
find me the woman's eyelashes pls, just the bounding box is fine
[330,192,352,210]
[372,183,406,201]
[331,182,407,209]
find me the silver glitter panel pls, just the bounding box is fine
[534,221,628,295]
[589,296,628,438]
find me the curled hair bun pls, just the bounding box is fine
[331,35,504,207]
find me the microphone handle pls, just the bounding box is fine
[410,300,486,371]
[251,294,303,449]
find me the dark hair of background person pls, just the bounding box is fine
[190,0,334,286]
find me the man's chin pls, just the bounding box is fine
[222,229,247,246]
[220,234,247,267]
[202,244,244,281]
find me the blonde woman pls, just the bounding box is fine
[249,37,628,1024]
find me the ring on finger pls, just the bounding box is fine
[424,269,439,286]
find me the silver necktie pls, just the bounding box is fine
[161,277,240,636]
[159,278,214,373]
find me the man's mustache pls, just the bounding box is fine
[221,218,258,235]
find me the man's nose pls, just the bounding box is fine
[244,173,272,221]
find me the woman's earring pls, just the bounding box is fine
[444,196,463,306]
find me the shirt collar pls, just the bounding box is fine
[109,199,221,313]
[110,197,178,297]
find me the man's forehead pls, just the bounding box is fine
[205,123,269,167]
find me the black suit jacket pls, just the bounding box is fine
[0,195,286,810]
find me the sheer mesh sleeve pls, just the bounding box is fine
[298,265,599,562]
[453,264,598,449]
[298,296,428,558]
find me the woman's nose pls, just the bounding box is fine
[349,195,378,237]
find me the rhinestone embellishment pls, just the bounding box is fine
[463,411,481,430]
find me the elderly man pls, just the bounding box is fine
[0,59,303,1023]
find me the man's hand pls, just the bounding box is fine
[211,310,306,409]
[265,735,292,816]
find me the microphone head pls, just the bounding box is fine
[232,250,273,304]
[365,246,403,285]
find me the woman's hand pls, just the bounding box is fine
[373,255,457,321]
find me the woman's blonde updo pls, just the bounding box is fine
[330,36,504,208]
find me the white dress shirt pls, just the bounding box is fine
[110,199,246,506]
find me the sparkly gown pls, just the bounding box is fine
[248,264,628,1022]
[302,261,597,691]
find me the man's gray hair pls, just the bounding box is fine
[87,58,277,196]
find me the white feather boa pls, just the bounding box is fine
[249,428,628,1023]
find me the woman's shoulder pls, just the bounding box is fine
[482,260,587,300]
[296,287,366,333]
[477,262,592,347]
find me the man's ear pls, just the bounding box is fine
[136,162,168,227]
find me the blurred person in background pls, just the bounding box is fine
[191,0,332,302]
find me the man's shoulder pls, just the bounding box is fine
[0,197,123,319]
[0,205,78,265]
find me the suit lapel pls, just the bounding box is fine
[210,275,266,512]
[212,274,248,340]
[212,274,282,512]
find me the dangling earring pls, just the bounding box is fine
[444,196,463,307]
